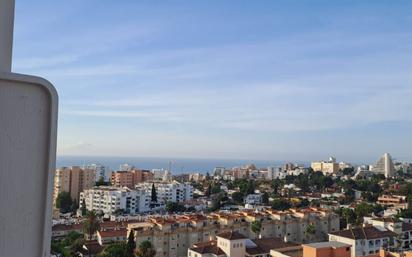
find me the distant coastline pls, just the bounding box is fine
[57,155,310,175]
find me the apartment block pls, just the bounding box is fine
[110,169,153,188]
[136,181,193,204]
[328,225,398,257]
[79,186,150,215]
[311,157,339,175]
[128,208,339,257]
[53,166,96,204]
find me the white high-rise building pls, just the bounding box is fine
[136,181,193,204]
[83,163,107,181]
[372,153,395,178]
[267,166,286,179]
[79,186,150,215]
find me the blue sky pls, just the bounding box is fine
[13,1,412,162]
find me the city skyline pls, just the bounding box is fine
[13,0,412,161]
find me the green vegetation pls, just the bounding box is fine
[126,230,136,257]
[136,240,156,257]
[81,198,87,216]
[165,201,186,213]
[261,192,269,205]
[151,183,157,203]
[251,220,262,236]
[51,231,84,257]
[98,242,128,257]
[305,224,316,236]
[271,198,291,211]
[83,210,100,240]
[231,191,244,204]
[96,176,110,186]
[56,191,74,214]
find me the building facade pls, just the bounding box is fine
[128,208,339,257]
[53,166,96,204]
[79,186,150,215]
[311,157,339,175]
[110,169,153,188]
[136,181,193,204]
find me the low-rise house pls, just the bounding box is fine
[96,228,127,245]
[377,195,408,209]
[128,208,339,257]
[329,225,397,257]
[245,194,262,205]
[52,223,83,239]
[188,231,299,257]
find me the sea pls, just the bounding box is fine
[56,156,309,175]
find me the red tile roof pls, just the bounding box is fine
[330,226,397,240]
[217,231,247,240]
[98,228,127,238]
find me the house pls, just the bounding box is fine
[188,231,299,257]
[302,242,351,257]
[96,228,127,245]
[329,225,397,257]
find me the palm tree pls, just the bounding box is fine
[83,210,100,241]
[136,240,156,257]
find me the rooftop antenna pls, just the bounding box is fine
[0,0,15,72]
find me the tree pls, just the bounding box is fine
[211,183,221,194]
[98,242,128,257]
[96,176,110,186]
[251,220,262,238]
[205,184,212,197]
[341,208,356,228]
[136,240,156,257]
[70,237,85,256]
[83,210,100,241]
[165,201,186,213]
[261,192,269,205]
[305,224,316,241]
[55,191,73,213]
[81,198,87,216]
[126,230,136,257]
[271,198,291,211]
[151,183,157,203]
[232,192,244,204]
[354,203,374,225]
[298,199,310,208]
[210,194,223,212]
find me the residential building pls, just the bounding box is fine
[372,153,396,178]
[153,169,172,181]
[364,217,412,250]
[128,208,339,257]
[301,241,351,257]
[267,166,287,180]
[79,186,150,215]
[53,166,96,204]
[328,225,397,257]
[377,195,408,209]
[188,231,301,257]
[189,173,206,182]
[83,163,107,182]
[311,157,339,175]
[110,169,153,188]
[135,181,193,204]
[96,228,127,245]
[244,194,262,205]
